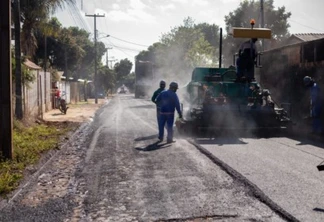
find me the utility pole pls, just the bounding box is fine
[219,28,223,68]
[0,0,13,159]
[260,0,265,51]
[106,47,112,67]
[64,47,68,98]
[86,13,105,104]
[44,35,48,112]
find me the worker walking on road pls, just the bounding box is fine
[303,76,323,134]
[152,80,166,136]
[156,82,182,143]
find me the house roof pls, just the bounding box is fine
[23,59,42,70]
[291,33,324,42]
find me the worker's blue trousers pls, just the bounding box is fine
[156,107,161,131]
[158,113,174,141]
[312,105,322,133]
[313,118,322,133]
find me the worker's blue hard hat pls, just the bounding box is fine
[303,76,312,86]
[169,82,178,89]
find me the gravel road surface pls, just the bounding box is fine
[0,94,298,221]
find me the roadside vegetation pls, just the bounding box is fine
[0,120,78,196]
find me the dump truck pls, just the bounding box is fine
[134,59,154,98]
[176,20,292,135]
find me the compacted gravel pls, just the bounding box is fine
[0,95,293,221]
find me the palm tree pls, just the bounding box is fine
[20,0,75,57]
[13,0,75,119]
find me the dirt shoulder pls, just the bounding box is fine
[43,98,108,123]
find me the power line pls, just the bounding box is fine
[107,40,134,57]
[66,3,78,27]
[109,35,150,47]
[72,2,89,31]
[99,0,111,35]
[68,1,90,32]
[102,42,143,52]
[289,19,324,33]
[98,32,149,47]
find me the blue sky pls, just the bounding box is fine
[55,0,324,69]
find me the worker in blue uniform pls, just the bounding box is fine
[303,76,323,134]
[236,38,258,81]
[155,82,182,143]
[151,80,166,134]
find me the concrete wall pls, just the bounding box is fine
[23,70,51,117]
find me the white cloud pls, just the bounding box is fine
[128,9,157,23]
[192,0,209,6]
[169,0,188,4]
[112,3,120,10]
[130,0,147,10]
[101,0,156,24]
[220,0,240,2]
[160,3,176,13]
[107,10,137,22]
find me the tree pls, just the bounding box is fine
[20,0,75,57]
[123,72,135,92]
[223,0,292,65]
[33,17,62,68]
[97,66,116,94]
[150,17,217,82]
[225,0,291,40]
[35,24,105,82]
[114,58,133,83]
[195,23,220,63]
[13,0,74,120]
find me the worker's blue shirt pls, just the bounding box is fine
[311,83,320,104]
[156,89,181,115]
[310,83,322,117]
[152,88,165,108]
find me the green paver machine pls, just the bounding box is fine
[176,20,291,135]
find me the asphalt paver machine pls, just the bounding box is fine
[176,20,292,135]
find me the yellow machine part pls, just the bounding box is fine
[231,27,272,39]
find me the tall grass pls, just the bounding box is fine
[0,120,74,196]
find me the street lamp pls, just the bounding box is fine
[98,34,110,40]
[97,35,113,67]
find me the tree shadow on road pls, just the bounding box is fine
[134,135,157,141]
[135,141,171,152]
